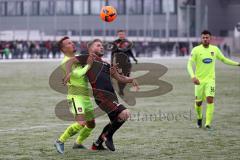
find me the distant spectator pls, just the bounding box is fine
[3,46,10,59]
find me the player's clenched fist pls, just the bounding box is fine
[63,73,71,86]
[131,79,139,91]
[192,77,200,85]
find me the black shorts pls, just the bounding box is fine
[94,90,126,121]
[107,104,126,122]
[94,90,119,114]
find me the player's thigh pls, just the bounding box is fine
[85,119,96,128]
[80,96,95,122]
[205,81,215,98]
[107,104,128,122]
[95,91,119,114]
[68,96,94,121]
[195,83,205,101]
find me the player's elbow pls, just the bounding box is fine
[118,78,126,83]
[113,74,125,83]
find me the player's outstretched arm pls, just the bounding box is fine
[111,66,133,83]
[110,65,139,91]
[63,55,94,85]
[216,48,240,66]
[218,56,240,66]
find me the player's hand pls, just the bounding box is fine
[87,55,94,66]
[132,79,139,91]
[63,73,71,86]
[110,63,119,74]
[192,77,200,85]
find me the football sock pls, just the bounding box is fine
[76,126,94,144]
[195,104,203,120]
[205,103,214,126]
[106,120,125,138]
[95,123,111,145]
[59,122,84,143]
[95,120,126,145]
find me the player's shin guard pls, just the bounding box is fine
[76,126,93,144]
[195,104,203,120]
[104,120,126,151]
[107,120,126,138]
[95,123,111,145]
[59,122,84,143]
[205,103,214,127]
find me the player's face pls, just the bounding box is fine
[62,39,76,53]
[118,32,126,39]
[201,34,211,47]
[92,41,104,57]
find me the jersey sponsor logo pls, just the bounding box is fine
[202,58,212,64]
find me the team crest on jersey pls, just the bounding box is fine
[211,52,214,56]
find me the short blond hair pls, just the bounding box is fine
[87,39,103,49]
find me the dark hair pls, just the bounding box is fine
[57,36,69,52]
[117,29,125,33]
[87,39,103,49]
[201,30,212,36]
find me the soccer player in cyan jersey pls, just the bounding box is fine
[54,37,95,154]
[64,39,139,151]
[187,30,240,129]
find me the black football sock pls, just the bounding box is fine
[95,123,111,145]
[106,120,126,138]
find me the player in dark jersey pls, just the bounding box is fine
[111,30,138,96]
[63,39,139,151]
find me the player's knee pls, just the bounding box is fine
[207,97,214,104]
[196,101,202,106]
[75,115,85,125]
[76,120,86,126]
[86,119,96,129]
[118,109,130,121]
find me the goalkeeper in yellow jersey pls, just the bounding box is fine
[187,30,240,129]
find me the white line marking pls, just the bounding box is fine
[0,118,144,133]
[0,119,109,133]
